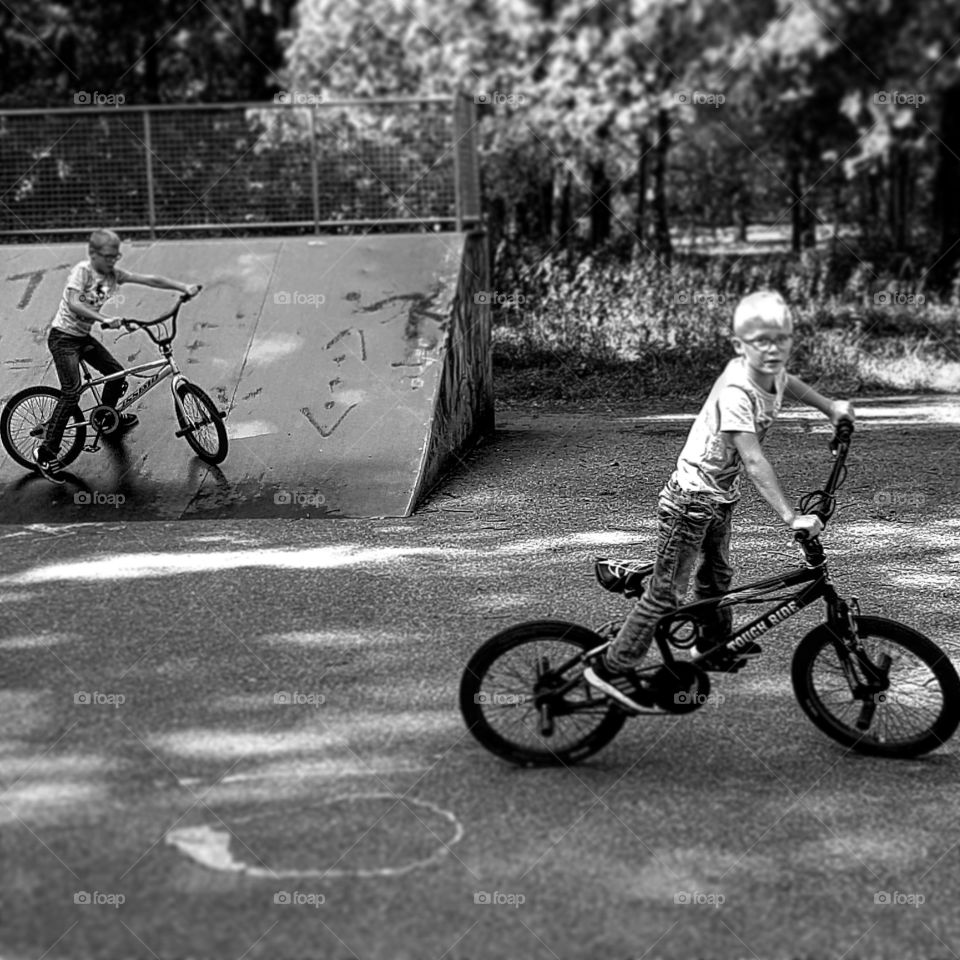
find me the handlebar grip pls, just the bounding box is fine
[834,419,854,442]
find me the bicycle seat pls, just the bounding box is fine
[594,558,656,597]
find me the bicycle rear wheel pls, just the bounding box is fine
[1,386,86,470]
[459,620,626,766]
[175,382,227,465]
[792,616,960,758]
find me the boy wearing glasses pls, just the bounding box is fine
[585,290,855,712]
[33,228,198,483]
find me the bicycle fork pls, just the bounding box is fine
[832,596,893,731]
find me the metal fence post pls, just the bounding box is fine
[453,95,463,233]
[309,106,320,235]
[143,110,157,239]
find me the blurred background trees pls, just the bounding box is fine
[1,0,958,290]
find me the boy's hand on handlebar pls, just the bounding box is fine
[829,400,855,426]
[183,284,201,299]
[791,514,824,539]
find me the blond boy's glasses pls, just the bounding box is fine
[742,334,792,351]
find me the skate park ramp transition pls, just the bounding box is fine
[0,233,492,521]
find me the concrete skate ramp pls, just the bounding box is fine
[0,233,492,521]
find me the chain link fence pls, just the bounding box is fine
[0,97,481,239]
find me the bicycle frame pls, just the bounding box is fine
[57,358,189,441]
[650,561,855,668]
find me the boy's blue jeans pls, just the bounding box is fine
[605,478,735,672]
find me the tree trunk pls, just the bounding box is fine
[635,129,650,242]
[588,162,612,248]
[558,171,573,245]
[652,108,672,264]
[932,80,960,289]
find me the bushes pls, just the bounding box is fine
[491,240,960,400]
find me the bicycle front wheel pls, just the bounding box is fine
[460,620,626,767]
[175,382,227,465]
[1,386,86,470]
[792,616,960,758]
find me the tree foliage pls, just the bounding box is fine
[2,0,958,282]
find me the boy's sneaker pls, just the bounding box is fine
[32,445,65,485]
[117,413,139,432]
[584,658,655,712]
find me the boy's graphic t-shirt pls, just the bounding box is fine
[52,260,129,337]
[672,356,787,502]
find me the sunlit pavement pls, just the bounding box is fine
[2,395,959,959]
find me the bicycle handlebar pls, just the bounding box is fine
[793,417,855,563]
[119,286,202,345]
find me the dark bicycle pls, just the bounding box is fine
[460,422,960,765]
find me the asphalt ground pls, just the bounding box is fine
[1,395,959,960]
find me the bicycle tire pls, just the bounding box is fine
[175,382,227,465]
[459,620,627,766]
[1,386,86,470]
[792,615,960,758]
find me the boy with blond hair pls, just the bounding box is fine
[33,229,198,483]
[585,290,855,711]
